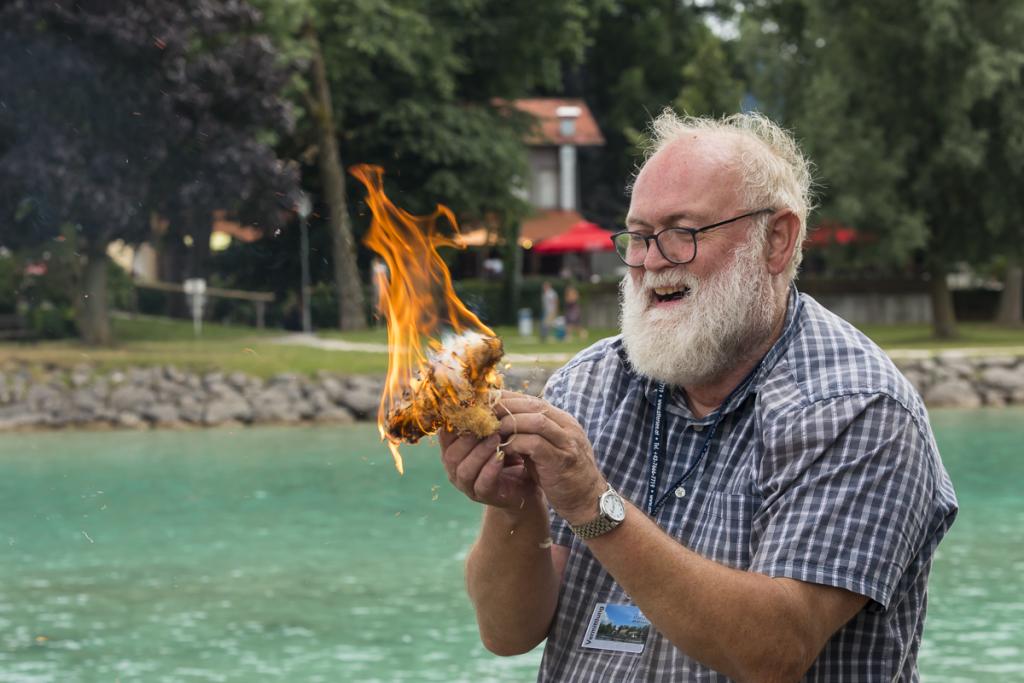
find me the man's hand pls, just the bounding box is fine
[439,428,539,510]
[493,391,607,525]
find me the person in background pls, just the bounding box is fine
[539,281,559,343]
[483,249,504,280]
[439,109,957,681]
[563,284,585,341]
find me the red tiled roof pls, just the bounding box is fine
[510,98,605,147]
[521,209,587,243]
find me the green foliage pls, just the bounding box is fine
[25,302,76,339]
[253,0,596,225]
[738,0,1024,269]
[0,252,19,314]
[575,0,742,227]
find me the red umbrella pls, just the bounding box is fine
[533,221,615,254]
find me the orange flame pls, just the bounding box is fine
[352,165,496,474]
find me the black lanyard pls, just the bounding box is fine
[644,382,725,515]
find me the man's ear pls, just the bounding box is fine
[765,210,801,276]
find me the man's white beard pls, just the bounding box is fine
[620,237,779,388]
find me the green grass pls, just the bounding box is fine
[2,315,1023,379]
[857,323,1024,350]
[0,316,387,378]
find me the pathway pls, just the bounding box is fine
[270,333,575,365]
[271,333,1024,365]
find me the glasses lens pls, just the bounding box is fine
[658,229,695,264]
[613,233,647,266]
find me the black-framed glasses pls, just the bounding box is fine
[611,208,773,267]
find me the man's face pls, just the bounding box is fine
[620,136,778,388]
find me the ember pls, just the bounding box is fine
[353,165,504,474]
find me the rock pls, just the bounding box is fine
[25,383,69,414]
[314,407,356,424]
[979,355,1019,369]
[0,405,43,430]
[71,388,105,416]
[342,376,384,418]
[979,367,1024,393]
[128,367,156,385]
[142,403,183,426]
[163,365,187,384]
[250,387,302,423]
[924,379,982,408]
[177,395,204,424]
[981,389,1007,407]
[109,385,156,413]
[154,378,189,402]
[116,412,146,429]
[227,372,251,391]
[319,376,347,403]
[203,395,252,425]
[307,389,336,413]
[70,364,93,388]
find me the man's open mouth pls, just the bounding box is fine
[651,286,691,303]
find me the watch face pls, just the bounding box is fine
[601,491,626,522]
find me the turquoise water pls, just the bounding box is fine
[0,411,1021,682]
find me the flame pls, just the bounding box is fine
[352,165,497,474]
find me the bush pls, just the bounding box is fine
[26,301,76,339]
[0,252,19,314]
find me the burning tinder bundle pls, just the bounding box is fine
[385,332,504,444]
[353,164,504,473]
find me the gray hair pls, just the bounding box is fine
[640,108,815,280]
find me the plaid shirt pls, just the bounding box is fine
[537,289,958,682]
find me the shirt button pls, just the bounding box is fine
[692,424,704,432]
[674,486,686,498]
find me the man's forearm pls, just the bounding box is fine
[583,501,858,683]
[465,498,560,656]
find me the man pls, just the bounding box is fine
[540,280,560,342]
[440,110,957,681]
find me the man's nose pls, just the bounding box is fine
[642,239,673,271]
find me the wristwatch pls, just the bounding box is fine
[569,485,626,540]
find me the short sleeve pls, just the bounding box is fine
[542,369,574,548]
[750,394,940,609]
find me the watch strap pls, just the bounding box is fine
[569,486,624,540]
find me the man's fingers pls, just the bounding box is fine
[440,433,480,475]
[496,393,577,431]
[472,450,505,501]
[497,412,572,450]
[453,434,501,496]
[439,428,458,449]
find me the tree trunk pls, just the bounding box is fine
[306,25,367,331]
[928,260,958,339]
[501,219,523,324]
[76,241,112,346]
[996,263,1023,326]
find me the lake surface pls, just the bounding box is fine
[0,410,1021,682]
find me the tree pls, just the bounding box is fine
[569,0,743,228]
[0,1,297,344]
[737,0,1024,338]
[252,0,597,325]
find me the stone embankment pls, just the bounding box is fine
[0,354,1022,431]
[894,353,1024,408]
[0,364,556,431]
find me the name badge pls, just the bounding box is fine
[581,602,651,654]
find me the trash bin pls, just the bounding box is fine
[518,308,534,337]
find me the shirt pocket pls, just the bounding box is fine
[687,490,760,569]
